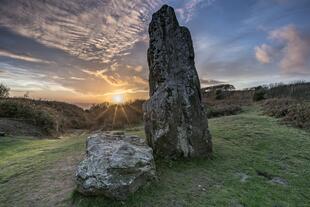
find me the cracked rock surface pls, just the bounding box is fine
[75,132,156,200]
[143,5,212,159]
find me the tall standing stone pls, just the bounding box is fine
[143,5,212,159]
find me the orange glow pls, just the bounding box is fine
[112,93,125,104]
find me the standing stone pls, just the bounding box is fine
[143,5,212,159]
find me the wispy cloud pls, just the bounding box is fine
[0,49,51,64]
[176,0,215,23]
[200,78,225,86]
[103,88,148,96]
[82,69,128,87]
[0,0,162,63]
[0,63,75,92]
[126,65,144,72]
[70,76,85,81]
[132,76,148,85]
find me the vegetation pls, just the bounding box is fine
[87,99,144,130]
[206,104,242,118]
[266,81,310,100]
[1,108,309,206]
[0,99,57,134]
[0,98,89,135]
[1,81,309,137]
[253,86,267,102]
[262,98,310,130]
[0,83,10,98]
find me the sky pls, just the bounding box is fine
[0,0,310,104]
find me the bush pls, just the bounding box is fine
[215,89,224,100]
[0,98,90,135]
[261,98,310,130]
[253,86,267,101]
[266,81,310,100]
[206,104,242,118]
[0,83,10,98]
[0,99,57,134]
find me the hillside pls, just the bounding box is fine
[0,98,90,136]
[0,107,309,206]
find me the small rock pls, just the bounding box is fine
[270,177,288,186]
[0,132,5,136]
[236,172,250,183]
[75,132,156,200]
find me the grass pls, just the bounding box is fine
[0,132,87,207]
[1,108,310,206]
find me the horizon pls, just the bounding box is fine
[1,0,310,103]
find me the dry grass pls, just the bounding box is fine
[261,98,310,130]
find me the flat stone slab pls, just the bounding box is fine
[75,131,156,200]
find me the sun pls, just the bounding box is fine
[112,94,125,104]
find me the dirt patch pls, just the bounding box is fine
[26,153,84,207]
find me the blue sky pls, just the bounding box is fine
[0,0,309,103]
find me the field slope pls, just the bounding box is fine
[0,108,309,207]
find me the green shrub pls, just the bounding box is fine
[215,89,224,100]
[0,83,10,98]
[206,104,242,118]
[0,99,58,134]
[253,86,267,101]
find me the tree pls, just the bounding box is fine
[253,86,267,101]
[0,83,10,98]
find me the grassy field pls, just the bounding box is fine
[0,108,309,207]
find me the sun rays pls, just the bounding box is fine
[92,93,144,130]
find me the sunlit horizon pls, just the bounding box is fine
[0,1,310,103]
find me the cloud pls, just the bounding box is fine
[254,25,310,74]
[176,0,215,23]
[125,64,144,72]
[103,88,148,96]
[134,65,144,72]
[200,78,225,86]
[70,77,85,81]
[0,49,51,64]
[269,25,310,74]
[82,69,128,87]
[0,63,75,92]
[255,44,274,64]
[52,75,65,80]
[132,76,148,85]
[0,0,162,63]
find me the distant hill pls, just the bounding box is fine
[1,81,309,137]
[0,98,145,136]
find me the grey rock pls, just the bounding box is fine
[235,172,250,183]
[270,177,288,186]
[75,132,156,200]
[143,5,212,159]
